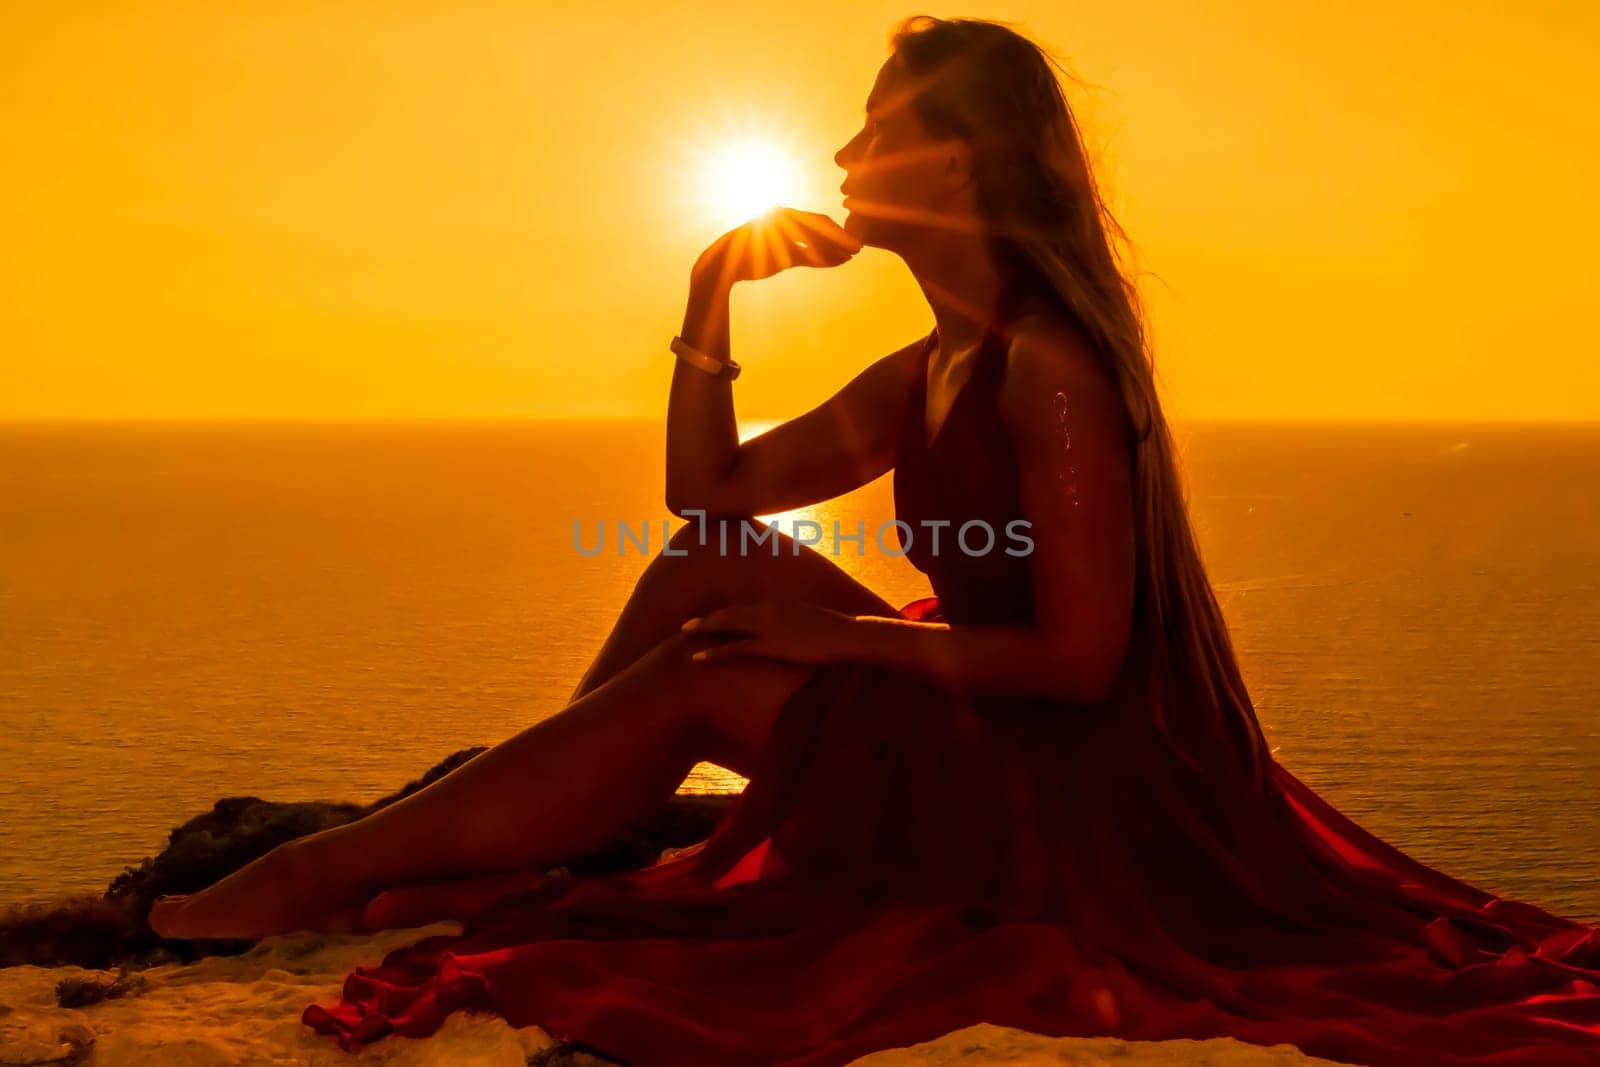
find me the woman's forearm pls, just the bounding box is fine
[665,271,740,516]
[839,614,1116,707]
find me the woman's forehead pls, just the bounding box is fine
[866,57,907,116]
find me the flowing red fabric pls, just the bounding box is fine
[304,305,1600,1065]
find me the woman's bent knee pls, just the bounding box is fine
[640,518,802,613]
[632,630,708,693]
[640,518,764,592]
[643,628,804,687]
[664,515,792,559]
[639,629,810,768]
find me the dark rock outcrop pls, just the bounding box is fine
[0,748,736,970]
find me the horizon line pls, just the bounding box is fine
[3,415,1600,428]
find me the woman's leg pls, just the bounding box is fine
[569,516,898,714]
[366,518,904,932]
[149,517,900,940]
[150,631,806,940]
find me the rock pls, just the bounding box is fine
[55,970,146,1008]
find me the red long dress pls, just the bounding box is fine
[304,312,1600,1066]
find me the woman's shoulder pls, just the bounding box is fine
[995,310,1130,452]
[1003,305,1096,369]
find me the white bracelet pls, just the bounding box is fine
[671,335,741,381]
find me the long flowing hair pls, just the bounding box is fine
[888,15,1273,797]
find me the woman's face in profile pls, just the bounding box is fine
[834,56,944,248]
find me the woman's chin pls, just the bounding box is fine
[841,208,870,241]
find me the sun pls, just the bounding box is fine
[654,100,834,244]
[699,137,803,230]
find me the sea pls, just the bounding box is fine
[1,420,1596,923]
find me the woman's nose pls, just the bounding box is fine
[833,134,859,172]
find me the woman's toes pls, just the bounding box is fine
[362,885,455,930]
[310,904,373,936]
[361,889,412,932]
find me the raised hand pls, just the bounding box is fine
[692,206,864,288]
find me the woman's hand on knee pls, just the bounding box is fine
[680,601,855,667]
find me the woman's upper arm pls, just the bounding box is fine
[686,337,925,519]
[999,325,1137,704]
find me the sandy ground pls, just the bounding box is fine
[3,921,1337,1062]
[0,923,1338,1066]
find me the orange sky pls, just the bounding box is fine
[2,3,1595,421]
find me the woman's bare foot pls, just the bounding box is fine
[148,838,365,940]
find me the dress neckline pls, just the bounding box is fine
[916,332,975,456]
[916,321,1005,456]
[911,283,1037,457]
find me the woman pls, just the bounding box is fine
[151,16,1599,1066]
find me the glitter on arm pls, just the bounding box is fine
[1052,390,1081,508]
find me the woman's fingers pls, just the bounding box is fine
[790,209,862,254]
[760,209,860,268]
[759,213,843,267]
[705,206,861,282]
[803,209,861,244]
[790,234,850,269]
[692,637,763,663]
[683,604,756,634]
[784,210,863,259]
[683,606,762,663]
[691,206,857,283]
